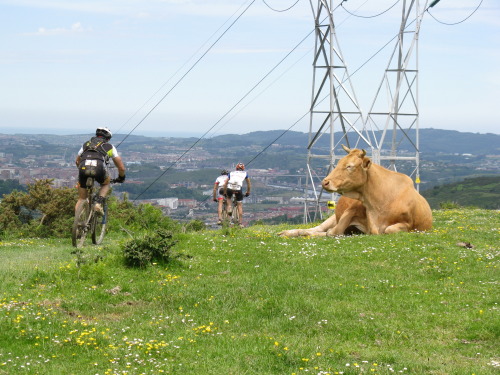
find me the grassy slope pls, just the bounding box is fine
[422,176,500,209]
[0,209,498,375]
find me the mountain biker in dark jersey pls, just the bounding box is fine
[75,127,126,214]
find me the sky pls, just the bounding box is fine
[1,0,499,138]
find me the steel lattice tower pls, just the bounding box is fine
[304,0,426,223]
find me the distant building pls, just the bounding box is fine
[156,198,178,209]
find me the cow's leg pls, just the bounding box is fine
[278,214,337,237]
[326,209,357,236]
[384,223,410,234]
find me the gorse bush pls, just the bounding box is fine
[0,179,77,238]
[183,219,206,232]
[0,180,182,239]
[107,193,181,232]
[122,229,178,268]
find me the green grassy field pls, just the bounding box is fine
[0,209,498,375]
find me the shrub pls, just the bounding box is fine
[439,201,462,209]
[122,229,177,268]
[183,220,206,232]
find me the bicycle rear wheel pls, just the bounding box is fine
[91,211,106,245]
[232,199,240,226]
[72,200,90,248]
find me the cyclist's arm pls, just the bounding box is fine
[245,177,251,195]
[75,155,81,167]
[213,182,219,200]
[112,156,126,178]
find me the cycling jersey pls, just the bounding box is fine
[227,170,248,191]
[214,175,228,199]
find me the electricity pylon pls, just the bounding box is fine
[303,0,366,223]
[303,0,426,223]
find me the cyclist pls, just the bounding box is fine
[75,127,126,214]
[223,163,251,228]
[213,169,229,225]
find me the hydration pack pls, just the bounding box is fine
[81,137,108,161]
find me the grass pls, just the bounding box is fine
[0,209,498,374]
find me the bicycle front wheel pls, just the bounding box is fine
[72,200,90,248]
[91,211,106,245]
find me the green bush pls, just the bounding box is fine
[107,194,180,233]
[122,229,177,268]
[183,219,206,232]
[439,201,462,209]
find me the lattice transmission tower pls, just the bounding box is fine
[303,0,427,223]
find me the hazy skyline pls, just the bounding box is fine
[1,0,499,138]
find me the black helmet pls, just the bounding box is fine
[221,169,229,175]
[96,127,112,140]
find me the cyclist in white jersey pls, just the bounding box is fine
[223,163,251,228]
[212,169,229,225]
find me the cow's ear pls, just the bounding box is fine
[362,156,371,170]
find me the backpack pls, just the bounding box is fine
[81,137,108,161]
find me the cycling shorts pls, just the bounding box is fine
[226,188,244,202]
[78,159,109,187]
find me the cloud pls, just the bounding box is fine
[29,22,92,36]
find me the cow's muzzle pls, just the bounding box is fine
[322,178,337,192]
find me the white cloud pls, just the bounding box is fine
[29,22,92,36]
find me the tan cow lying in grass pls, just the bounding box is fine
[279,145,432,237]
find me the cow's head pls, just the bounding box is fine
[322,145,372,194]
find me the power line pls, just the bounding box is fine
[114,0,256,138]
[341,0,401,19]
[133,28,314,201]
[427,0,483,26]
[262,0,301,12]
[115,0,257,148]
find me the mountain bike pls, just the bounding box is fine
[72,178,110,248]
[221,193,240,227]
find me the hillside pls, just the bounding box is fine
[422,175,500,209]
[0,209,498,374]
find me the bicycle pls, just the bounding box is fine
[72,177,110,248]
[221,193,240,227]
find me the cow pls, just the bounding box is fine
[279,145,432,237]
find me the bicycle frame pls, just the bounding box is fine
[72,178,108,248]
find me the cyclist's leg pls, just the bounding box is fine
[76,172,89,212]
[96,164,110,199]
[235,191,244,225]
[226,190,233,214]
[217,198,224,223]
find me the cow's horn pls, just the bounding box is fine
[341,144,351,153]
[361,149,366,157]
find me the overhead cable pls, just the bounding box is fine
[341,0,401,19]
[262,0,301,12]
[116,0,257,148]
[427,0,483,26]
[133,29,314,201]
[114,0,255,138]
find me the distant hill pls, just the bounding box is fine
[421,176,500,209]
[4,128,499,155]
[205,128,500,155]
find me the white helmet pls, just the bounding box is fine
[96,127,112,140]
